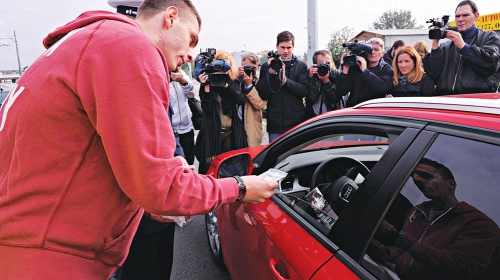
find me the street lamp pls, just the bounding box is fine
[0,30,23,76]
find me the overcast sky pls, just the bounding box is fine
[1,0,500,70]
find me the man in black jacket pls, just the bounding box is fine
[256,31,309,142]
[306,50,344,117]
[336,38,394,107]
[425,0,500,95]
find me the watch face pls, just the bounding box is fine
[237,185,246,200]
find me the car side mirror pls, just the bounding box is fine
[216,154,251,178]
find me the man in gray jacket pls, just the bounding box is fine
[426,0,500,95]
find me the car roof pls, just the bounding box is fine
[354,94,500,116]
[303,94,500,134]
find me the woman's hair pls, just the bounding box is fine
[413,40,430,57]
[392,45,425,86]
[214,50,238,81]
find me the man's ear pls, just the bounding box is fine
[164,6,179,29]
[447,179,457,191]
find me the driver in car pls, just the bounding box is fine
[373,158,500,280]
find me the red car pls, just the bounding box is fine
[205,95,500,280]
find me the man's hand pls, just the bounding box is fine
[340,53,349,74]
[357,56,367,72]
[446,30,466,49]
[309,64,318,77]
[239,175,278,204]
[148,213,175,223]
[171,67,186,84]
[176,155,189,167]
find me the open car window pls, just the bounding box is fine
[364,134,500,280]
[274,132,391,234]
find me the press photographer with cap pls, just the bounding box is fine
[0,0,277,279]
[425,0,500,95]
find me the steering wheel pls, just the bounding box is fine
[310,157,370,215]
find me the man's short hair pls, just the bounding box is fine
[241,52,259,66]
[418,158,455,181]
[366,37,384,50]
[138,0,201,28]
[277,31,295,46]
[312,50,331,64]
[391,40,405,51]
[456,0,478,14]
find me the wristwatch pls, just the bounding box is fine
[233,176,246,201]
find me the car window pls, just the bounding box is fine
[300,134,389,152]
[364,134,500,280]
[274,132,390,233]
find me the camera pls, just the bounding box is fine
[267,50,282,71]
[243,65,255,76]
[315,62,330,77]
[342,40,373,67]
[427,15,459,40]
[195,48,230,87]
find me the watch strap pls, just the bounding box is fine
[233,176,246,201]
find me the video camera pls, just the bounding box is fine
[427,15,459,40]
[342,40,373,67]
[267,50,282,71]
[195,48,230,87]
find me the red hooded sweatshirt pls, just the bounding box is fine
[0,11,238,279]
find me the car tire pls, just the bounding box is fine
[205,211,226,269]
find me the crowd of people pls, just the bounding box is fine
[0,0,499,279]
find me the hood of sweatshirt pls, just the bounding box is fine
[43,10,139,48]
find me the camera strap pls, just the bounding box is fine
[266,70,284,94]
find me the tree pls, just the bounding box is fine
[371,10,424,30]
[326,26,354,67]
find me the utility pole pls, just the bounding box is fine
[307,0,318,67]
[14,31,22,76]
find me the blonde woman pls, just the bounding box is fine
[391,46,435,97]
[413,40,430,61]
[196,50,248,173]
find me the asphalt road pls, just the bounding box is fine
[170,216,232,280]
[169,80,269,280]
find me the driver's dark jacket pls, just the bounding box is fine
[256,55,308,134]
[425,30,500,95]
[306,68,344,117]
[335,59,393,107]
[387,201,500,280]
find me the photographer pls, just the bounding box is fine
[425,0,500,95]
[237,52,267,147]
[306,50,344,117]
[195,50,248,174]
[336,38,394,107]
[256,31,309,142]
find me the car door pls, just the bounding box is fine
[341,123,500,279]
[213,116,426,279]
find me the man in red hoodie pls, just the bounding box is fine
[0,0,277,279]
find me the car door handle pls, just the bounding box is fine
[269,258,290,280]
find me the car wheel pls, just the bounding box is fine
[205,211,226,268]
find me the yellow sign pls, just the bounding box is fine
[449,12,500,31]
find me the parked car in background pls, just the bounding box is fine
[205,94,500,280]
[0,84,11,106]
